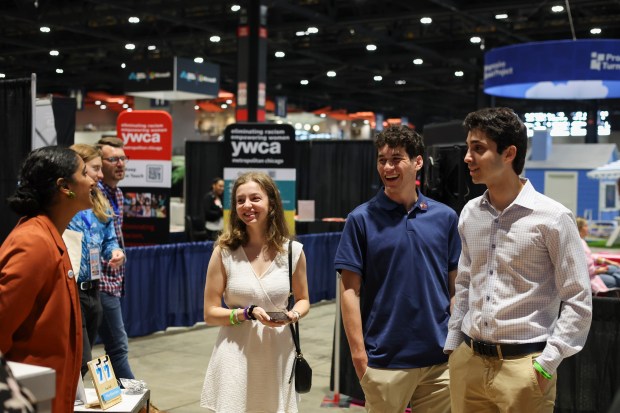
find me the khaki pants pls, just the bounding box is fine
[360,362,450,413]
[449,342,556,413]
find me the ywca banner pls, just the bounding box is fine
[117,110,172,245]
[222,123,296,233]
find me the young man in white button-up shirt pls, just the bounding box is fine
[444,107,592,412]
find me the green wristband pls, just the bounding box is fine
[229,310,236,325]
[533,361,553,380]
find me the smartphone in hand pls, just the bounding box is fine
[266,311,290,322]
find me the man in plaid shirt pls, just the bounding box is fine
[96,137,135,380]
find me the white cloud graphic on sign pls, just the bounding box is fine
[525,80,609,99]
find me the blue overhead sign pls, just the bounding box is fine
[484,39,620,99]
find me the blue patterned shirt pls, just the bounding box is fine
[67,209,120,283]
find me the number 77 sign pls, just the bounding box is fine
[87,355,122,409]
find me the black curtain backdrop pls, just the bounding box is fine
[51,96,76,147]
[185,140,226,221]
[185,140,380,231]
[556,296,620,413]
[0,77,33,242]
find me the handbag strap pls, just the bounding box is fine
[287,240,302,355]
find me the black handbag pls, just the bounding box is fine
[286,240,313,393]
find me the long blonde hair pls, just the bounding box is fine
[70,144,112,223]
[217,172,290,253]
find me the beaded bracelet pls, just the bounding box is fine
[243,306,249,321]
[533,361,553,380]
[248,305,257,320]
[233,308,241,325]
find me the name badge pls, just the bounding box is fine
[89,247,101,280]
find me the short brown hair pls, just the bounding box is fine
[97,136,124,148]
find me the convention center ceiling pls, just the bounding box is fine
[1,0,620,125]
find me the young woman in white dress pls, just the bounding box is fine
[200,171,310,413]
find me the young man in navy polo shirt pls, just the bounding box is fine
[335,125,460,413]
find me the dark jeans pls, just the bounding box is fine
[79,286,102,377]
[98,292,135,380]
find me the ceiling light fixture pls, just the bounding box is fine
[470,36,482,44]
[300,79,309,85]
[374,75,383,81]
[395,80,406,85]
[307,27,319,34]
[40,26,50,33]
[420,17,432,24]
[0,74,5,78]
[123,104,129,109]
[551,5,564,12]
[125,43,136,50]
[121,63,126,69]
[296,31,306,37]
[194,105,199,110]
[327,71,336,77]
[275,51,285,58]
[226,99,232,104]
[128,16,140,24]
[56,68,63,74]
[221,104,228,109]
[49,50,59,56]
[366,44,377,51]
[495,13,508,19]
[95,100,101,105]
[455,71,464,77]
[413,58,423,65]
[194,57,204,63]
[147,45,157,51]
[210,35,221,43]
[100,104,107,110]
[590,28,602,35]
[231,5,241,12]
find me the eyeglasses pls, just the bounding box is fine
[103,156,129,163]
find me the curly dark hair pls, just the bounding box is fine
[463,107,527,175]
[374,125,424,159]
[8,146,80,216]
[217,171,290,253]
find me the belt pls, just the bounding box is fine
[464,334,546,359]
[79,280,99,291]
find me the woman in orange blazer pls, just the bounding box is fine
[0,146,95,413]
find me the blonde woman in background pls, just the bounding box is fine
[577,217,620,293]
[68,143,125,376]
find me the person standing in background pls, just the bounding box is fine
[203,177,225,241]
[445,107,592,412]
[96,136,135,380]
[68,143,126,376]
[335,125,460,413]
[0,146,95,412]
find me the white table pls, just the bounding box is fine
[74,388,150,413]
